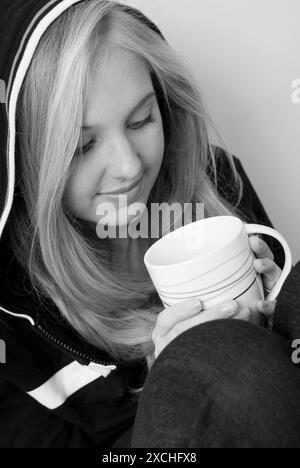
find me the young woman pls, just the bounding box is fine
[0,0,299,448]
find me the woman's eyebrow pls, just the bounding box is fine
[81,91,156,130]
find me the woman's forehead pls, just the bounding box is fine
[90,47,150,90]
[82,49,154,128]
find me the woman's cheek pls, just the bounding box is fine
[143,123,165,166]
[64,158,97,210]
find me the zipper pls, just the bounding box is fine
[0,304,146,368]
[36,323,139,367]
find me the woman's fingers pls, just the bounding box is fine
[183,300,240,328]
[153,300,249,359]
[162,300,240,341]
[253,257,282,290]
[232,307,251,321]
[250,236,282,292]
[256,300,276,317]
[154,299,203,338]
[249,235,274,261]
[154,299,240,340]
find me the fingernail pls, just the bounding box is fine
[241,307,251,317]
[221,301,237,314]
[251,235,261,245]
[192,299,202,308]
[258,300,269,311]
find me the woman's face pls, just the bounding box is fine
[63,47,165,228]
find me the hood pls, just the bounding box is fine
[0,0,165,243]
[0,0,165,361]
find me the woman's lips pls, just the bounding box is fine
[97,178,143,202]
[99,177,142,195]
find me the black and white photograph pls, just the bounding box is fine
[0,0,300,452]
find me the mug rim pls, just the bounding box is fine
[144,215,244,269]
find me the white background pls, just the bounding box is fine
[127,0,300,264]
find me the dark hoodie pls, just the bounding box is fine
[0,0,287,449]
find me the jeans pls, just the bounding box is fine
[128,319,300,448]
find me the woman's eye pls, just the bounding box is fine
[129,114,155,130]
[75,115,155,155]
[75,139,95,156]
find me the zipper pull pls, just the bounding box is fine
[88,362,117,378]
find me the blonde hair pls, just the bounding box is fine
[10,0,244,393]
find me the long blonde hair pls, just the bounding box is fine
[10,0,244,379]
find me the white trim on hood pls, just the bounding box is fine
[0,305,35,326]
[0,0,88,325]
[7,0,65,100]
[0,0,135,324]
[0,0,85,241]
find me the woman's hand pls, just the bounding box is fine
[152,299,249,360]
[249,235,282,324]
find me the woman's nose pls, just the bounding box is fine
[106,133,142,180]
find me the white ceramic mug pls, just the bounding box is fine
[144,216,293,324]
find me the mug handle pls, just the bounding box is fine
[245,224,293,301]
